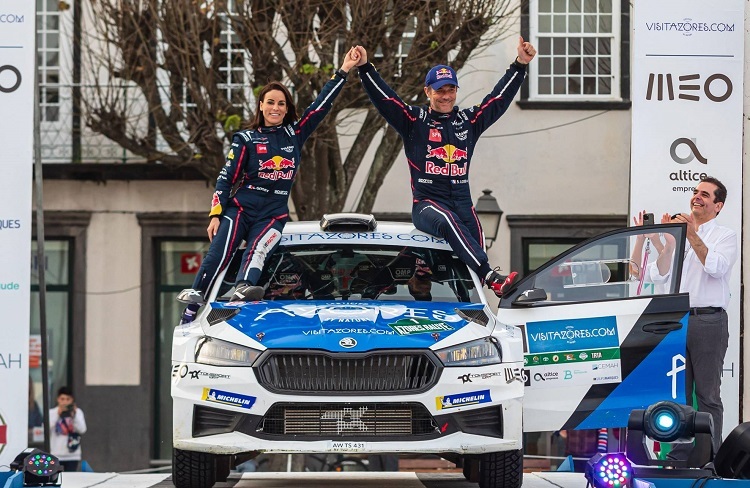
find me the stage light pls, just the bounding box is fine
[714,422,750,479]
[627,401,714,470]
[643,401,690,442]
[10,448,62,486]
[584,453,631,488]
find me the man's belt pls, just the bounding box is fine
[689,307,724,316]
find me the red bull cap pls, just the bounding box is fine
[425,65,459,90]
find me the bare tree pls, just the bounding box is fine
[82,0,517,219]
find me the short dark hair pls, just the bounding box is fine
[57,386,73,398]
[700,176,727,204]
[247,82,298,130]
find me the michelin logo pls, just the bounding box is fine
[202,388,256,409]
[435,389,491,410]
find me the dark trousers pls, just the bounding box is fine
[669,310,729,459]
[412,199,490,278]
[192,207,286,298]
[61,460,79,472]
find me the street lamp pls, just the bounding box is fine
[475,189,503,249]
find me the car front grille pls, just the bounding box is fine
[255,351,441,395]
[258,403,437,438]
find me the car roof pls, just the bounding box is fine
[280,220,453,251]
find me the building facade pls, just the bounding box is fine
[29,1,748,471]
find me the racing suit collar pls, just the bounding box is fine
[427,106,458,120]
[258,125,284,133]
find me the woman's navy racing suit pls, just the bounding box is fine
[358,61,527,281]
[191,72,349,299]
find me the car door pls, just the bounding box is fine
[496,224,688,432]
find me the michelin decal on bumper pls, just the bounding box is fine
[201,388,256,409]
[436,389,492,410]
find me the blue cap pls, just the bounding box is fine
[424,65,459,90]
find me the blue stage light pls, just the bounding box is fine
[643,401,690,443]
[585,452,632,488]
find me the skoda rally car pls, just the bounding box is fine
[171,214,690,488]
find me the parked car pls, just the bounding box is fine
[171,214,689,487]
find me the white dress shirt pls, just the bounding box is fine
[648,219,737,308]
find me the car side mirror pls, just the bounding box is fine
[512,288,547,305]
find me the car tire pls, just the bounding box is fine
[478,449,523,488]
[173,448,216,488]
[462,457,480,482]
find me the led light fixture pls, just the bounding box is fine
[10,448,62,486]
[584,452,631,488]
[626,401,714,470]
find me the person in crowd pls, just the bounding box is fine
[49,386,87,472]
[647,177,738,456]
[557,429,600,472]
[352,38,536,297]
[179,48,361,324]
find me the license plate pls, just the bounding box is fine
[326,441,366,452]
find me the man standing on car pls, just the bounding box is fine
[353,38,535,297]
[648,176,737,456]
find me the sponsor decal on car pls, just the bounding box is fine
[435,389,492,410]
[201,388,256,409]
[388,317,454,336]
[172,364,231,380]
[524,347,619,366]
[526,316,619,354]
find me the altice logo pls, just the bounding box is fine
[670,138,707,165]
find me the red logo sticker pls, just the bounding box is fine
[180,253,202,273]
[429,129,441,142]
[257,144,267,154]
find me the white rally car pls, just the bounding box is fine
[172,214,690,488]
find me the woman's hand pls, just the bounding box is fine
[341,47,359,72]
[207,217,220,242]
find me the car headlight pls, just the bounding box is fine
[435,337,502,367]
[195,337,261,367]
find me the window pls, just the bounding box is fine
[520,0,630,109]
[155,239,207,460]
[373,16,417,77]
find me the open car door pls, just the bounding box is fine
[498,224,689,432]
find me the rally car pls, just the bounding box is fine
[171,214,690,488]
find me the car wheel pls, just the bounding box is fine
[462,457,480,482]
[478,449,522,488]
[173,448,216,488]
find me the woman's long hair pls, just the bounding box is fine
[247,82,297,129]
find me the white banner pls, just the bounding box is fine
[0,1,35,465]
[630,1,744,440]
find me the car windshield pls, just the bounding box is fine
[217,244,481,303]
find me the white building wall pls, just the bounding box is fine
[42,180,212,384]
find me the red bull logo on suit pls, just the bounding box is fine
[425,145,468,176]
[258,156,295,180]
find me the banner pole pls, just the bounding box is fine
[33,0,51,454]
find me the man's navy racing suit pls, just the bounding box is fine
[358,61,527,280]
[191,72,348,298]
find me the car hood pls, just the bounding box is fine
[215,300,486,352]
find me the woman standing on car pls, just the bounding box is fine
[180,48,360,324]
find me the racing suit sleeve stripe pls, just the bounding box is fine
[423,200,482,268]
[294,75,347,145]
[210,134,248,217]
[467,65,526,136]
[359,63,416,138]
